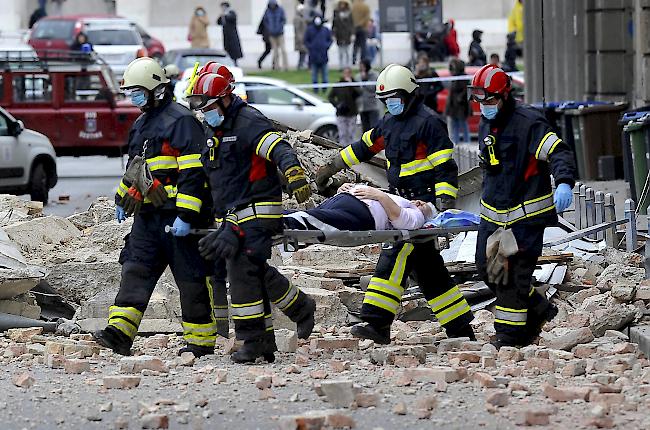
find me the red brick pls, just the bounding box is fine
[310,337,359,351]
[103,376,141,389]
[542,383,592,402]
[473,372,498,388]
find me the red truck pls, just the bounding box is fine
[0,51,141,156]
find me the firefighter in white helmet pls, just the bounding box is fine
[93,57,216,357]
[315,63,475,345]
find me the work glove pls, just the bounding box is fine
[485,227,519,286]
[314,154,346,189]
[198,221,245,261]
[120,187,143,217]
[285,166,312,203]
[554,183,573,213]
[115,205,127,223]
[170,216,191,237]
[147,179,168,208]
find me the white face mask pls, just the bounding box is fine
[314,17,322,26]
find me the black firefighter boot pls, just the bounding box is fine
[296,295,316,340]
[231,333,278,364]
[446,324,477,341]
[178,344,214,358]
[93,326,133,356]
[524,302,559,345]
[350,323,391,345]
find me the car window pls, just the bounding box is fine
[246,83,301,105]
[32,20,75,42]
[64,74,108,103]
[12,74,52,103]
[86,29,140,46]
[178,55,233,70]
[0,114,8,136]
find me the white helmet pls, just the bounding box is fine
[375,63,418,99]
[121,57,170,91]
[163,64,181,79]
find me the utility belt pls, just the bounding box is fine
[216,201,284,226]
[480,192,555,227]
[389,185,435,201]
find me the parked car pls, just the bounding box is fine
[175,75,338,141]
[134,23,165,60]
[434,66,525,135]
[0,51,141,157]
[28,15,157,80]
[0,106,57,203]
[162,49,238,74]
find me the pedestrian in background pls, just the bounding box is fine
[217,2,243,66]
[414,53,443,113]
[256,15,272,69]
[508,0,524,56]
[356,59,381,132]
[351,0,370,64]
[443,19,460,58]
[29,0,47,29]
[70,32,93,53]
[294,4,308,70]
[365,18,379,65]
[188,6,210,49]
[468,29,487,66]
[445,58,471,144]
[328,67,360,146]
[304,15,332,94]
[502,32,519,72]
[332,0,354,69]
[263,0,288,71]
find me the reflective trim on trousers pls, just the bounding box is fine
[435,181,458,198]
[273,282,300,311]
[363,291,401,314]
[230,300,265,320]
[494,305,528,326]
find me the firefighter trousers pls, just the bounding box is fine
[226,219,312,341]
[476,221,552,344]
[360,240,474,335]
[108,211,217,348]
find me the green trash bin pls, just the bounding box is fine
[562,102,628,180]
[622,115,650,215]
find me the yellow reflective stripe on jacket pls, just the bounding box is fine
[427,148,454,167]
[535,132,562,161]
[146,155,178,171]
[399,158,434,177]
[176,193,202,213]
[143,185,178,203]
[177,154,203,170]
[480,192,554,226]
[494,305,528,326]
[340,145,360,167]
[435,182,458,198]
[362,129,374,147]
[256,131,283,161]
[117,180,129,198]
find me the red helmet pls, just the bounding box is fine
[188,72,234,110]
[198,61,235,84]
[468,64,511,102]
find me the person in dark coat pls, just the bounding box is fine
[414,53,443,113]
[217,2,243,66]
[304,15,332,94]
[444,58,471,144]
[29,0,47,29]
[328,67,360,146]
[468,29,487,66]
[502,32,519,72]
[257,17,272,69]
[70,32,93,53]
[332,0,354,69]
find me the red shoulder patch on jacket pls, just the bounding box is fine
[249,154,268,182]
[524,155,539,182]
[415,141,427,159]
[161,140,181,157]
[369,135,385,153]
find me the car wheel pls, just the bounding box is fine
[315,125,339,143]
[29,163,49,205]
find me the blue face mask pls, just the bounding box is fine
[129,90,147,107]
[480,103,499,120]
[386,97,404,116]
[204,109,224,127]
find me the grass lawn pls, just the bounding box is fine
[246,68,348,86]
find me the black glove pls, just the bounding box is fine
[198,221,245,261]
[285,166,312,203]
[314,154,346,189]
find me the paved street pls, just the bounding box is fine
[38,156,126,217]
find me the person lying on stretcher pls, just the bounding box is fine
[283,183,437,232]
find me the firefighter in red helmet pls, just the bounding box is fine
[188,70,316,363]
[469,64,576,348]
